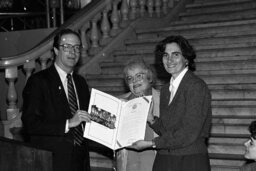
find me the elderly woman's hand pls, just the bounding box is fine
[128,140,154,151]
[147,101,155,124]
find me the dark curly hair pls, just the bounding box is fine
[154,35,196,71]
[249,121,256,139]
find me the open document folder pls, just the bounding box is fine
[84,88,152,150]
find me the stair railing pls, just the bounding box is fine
[0,0,182,139]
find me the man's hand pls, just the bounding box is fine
[69,110,91,128]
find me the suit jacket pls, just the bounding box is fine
[21,65,90,168]
[240,162,256,171]
[151,70,212,155]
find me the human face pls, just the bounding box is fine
[126,67,151,97]
[54,33,81,73]
[244,137,256,160]
[162,43,188,79]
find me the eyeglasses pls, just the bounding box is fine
[126,73,146,84]
[59,44,81,53]
[162,52,182,60]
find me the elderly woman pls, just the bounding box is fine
[130,35,212,171]
[116,59,160,171]
[240,121,256,171]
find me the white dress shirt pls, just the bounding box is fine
[169,67,188,104]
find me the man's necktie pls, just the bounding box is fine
[67,74,84,146]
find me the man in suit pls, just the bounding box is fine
[22,29,91,171]
[129,35,212,171]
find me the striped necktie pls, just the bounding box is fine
[67,74,84,146]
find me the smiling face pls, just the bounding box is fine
[162,43,188,79]
[126,66,151,97]
[54,33,81,73]
[244,137,256,160]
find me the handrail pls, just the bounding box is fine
[0,12,45,17]
[0,0,103,68]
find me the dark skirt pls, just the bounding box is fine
[153,153,211,171]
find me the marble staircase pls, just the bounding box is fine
[85,0,256,170]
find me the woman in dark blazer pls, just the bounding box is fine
[130,35,212,171]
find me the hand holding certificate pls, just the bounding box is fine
[84,88,152,150]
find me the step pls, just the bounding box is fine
[208,83,256,90]
[136,19,256,39]
[210,159,244,170]
[113,45,256,59]
[209,137,248,145]
[211,123,249,135]
[208,143,245,155]
[127,31,256,47]
[86,73,256,87]
[212,100,256,106]
[187,0,252,8]
[212,117,255,125]
[185,0,256,14]
[126,35,256,51]
[123,40,256,51]
[212,106,256,117]
[209,153,245,170]
[114,53,256,64]
[99,60,256,76]
[200,73,256,85]
[210,165,241,171]
[180,9,256,24]
[209,153,245,160]
[211,89,256,100]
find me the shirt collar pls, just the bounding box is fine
[170,67,188,88]
[54,63,73,83]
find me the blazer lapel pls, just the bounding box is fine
[48,65,71,117]
[161,84,171,106]
[171,71,192,104]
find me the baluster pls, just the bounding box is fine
[129,0,137,20]
[139,0,146,17]
[5,67,19,120]
[162,0,169,14]
[105,0,112,11]
[80,22,90,63]
[147,0,154,17]
[89,13,102,55]
[23,60,35,82]
[40,51,52,70]
[155,0,162,17]
[110,1,121,37]
[4,66,20,139]
[120,0,129,28]
[100,9,111,46]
